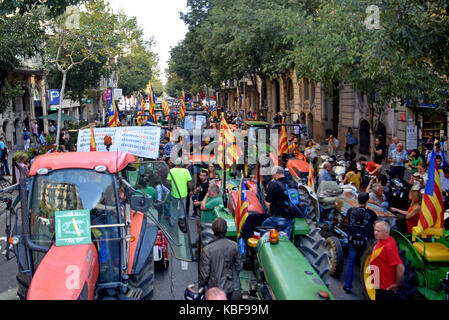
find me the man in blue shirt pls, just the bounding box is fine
[318,162,333,185]
[388,137,399,159]
[388,143,408,181]
[162,137,174,156]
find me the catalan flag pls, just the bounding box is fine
[89,124,96,152]
[413,151,444,235]
[136,97,144,126]
[236,172,249,238]
[108,92,118,127]
[162,99,170,117]
[217,113,242,169]
[180,91,186,120]
[278,122,288,157]
[308,160,315,191]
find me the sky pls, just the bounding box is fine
[108,0,189,84]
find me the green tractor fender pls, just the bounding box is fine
[256,236,334,300]
[391,229,426,270]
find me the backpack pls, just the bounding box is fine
[277,182,305,219]
[23,132,30,140]
[348,207,371,248]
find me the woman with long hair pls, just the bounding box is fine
[390,190,422,234]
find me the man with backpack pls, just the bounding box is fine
[262,166,303,238]
[343,192,378,294]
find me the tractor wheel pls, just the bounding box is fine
[396,249,417,301]
[295,187,330,285]
[295,223,330,286]
[360,245,417,301]
[128,251,154,300]
[360,244,376,300]
[324,236,344,278]
[298,188,319,223]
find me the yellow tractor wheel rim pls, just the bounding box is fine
[363,253,376,300]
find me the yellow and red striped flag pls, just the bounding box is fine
[217,113,242,169]
[308,160,315,191]
[148,83,158,124]
[180,91,186,120]
[413,151,444,235]
[236,172,249,238]
[162,99,170,117]
[278,122,288,156]
[89,124,96,152]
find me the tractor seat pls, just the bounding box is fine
[412,242,449,262]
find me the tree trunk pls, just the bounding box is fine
[56,70,67,149]
[368,101,376,162]
[251,73,261,116]
[332,81,340,137]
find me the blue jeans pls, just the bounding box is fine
[344,244,364,289]
[261,216,295,239]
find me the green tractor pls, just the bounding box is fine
[361,227,449,300]
[198,142,333,300]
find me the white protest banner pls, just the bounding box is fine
[77,126,161,159]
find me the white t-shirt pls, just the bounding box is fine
[440,172,449,192]
[305,145,319,159]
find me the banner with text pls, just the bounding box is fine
[77,126,161,159]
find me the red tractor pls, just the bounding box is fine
[7,151,192,300]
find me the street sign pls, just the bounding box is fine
[114,88,123,99]
[49,90,61,105]
[55,210,91,247]
[83,99,92,104]
[407,125,418,150]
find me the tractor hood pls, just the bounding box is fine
[27,243,99,300]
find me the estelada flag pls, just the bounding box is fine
[413,151,444,235]
[236,172,249,238]
[278,121,288,157]
[108,93,118,127]
[148,83,158,124]
[217,113,242,169]
[89,124,96,152]
[136,98,144,126]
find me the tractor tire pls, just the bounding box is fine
[324,236,344,278]
[361,246,417,301]
[295,187,330,286]
[128,251,154,300]
[396,249,417,301]
[295,224,331,286]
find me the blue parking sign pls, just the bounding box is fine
[49,90,60,105]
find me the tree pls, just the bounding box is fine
[117,41,157,97]
[290,0,448,159]
[45,0,137,147]
[0,0,82,112]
